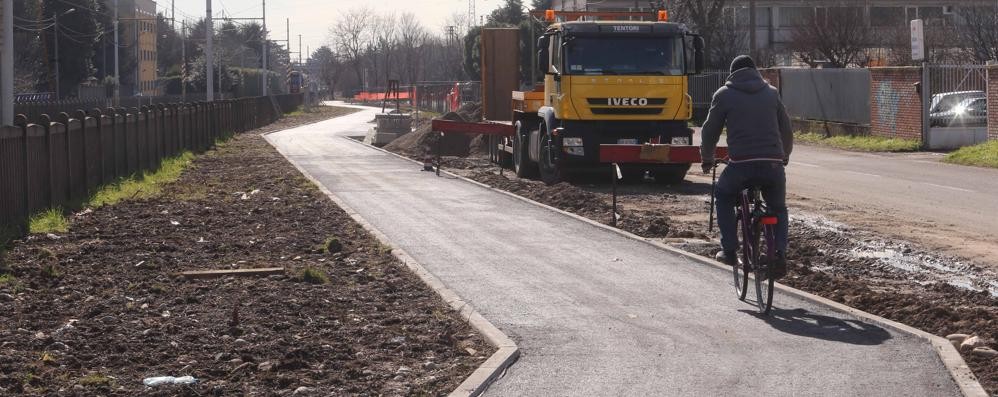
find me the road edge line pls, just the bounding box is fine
[263,134,519,397]
[353,137,986,397]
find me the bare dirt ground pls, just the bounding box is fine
[0,107,492,396]
[383,129,998,395]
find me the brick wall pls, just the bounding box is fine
[759,68,781,92]
[869,67,922,140]
[989,65,997,140]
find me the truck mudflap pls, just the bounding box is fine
[598,144,729,164]
[431,119,514,136]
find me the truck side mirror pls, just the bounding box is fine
[537,35,550,74]
[694,36,705,75]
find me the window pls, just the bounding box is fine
[778,7,813,27]
[564,37,685,76]
[870,6,904,27]
[550,34,562,74]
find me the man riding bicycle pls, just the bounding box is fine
[700,55,793,279]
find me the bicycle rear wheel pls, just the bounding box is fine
[753,223,776,314]
[733,213,749,301]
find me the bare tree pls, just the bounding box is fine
[955,6,998,63]
[366,13,399,89]
[330,7,373,89]
[667,0,744,69]
[789,7,873,68]
[397,13,429,85]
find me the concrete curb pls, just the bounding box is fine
[353,137,987,397]
[263,133,519,397]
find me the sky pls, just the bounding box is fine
[166,0,506,59]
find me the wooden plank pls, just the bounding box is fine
[481,28,520,122]
[179,267,286,279]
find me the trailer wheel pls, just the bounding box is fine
[538,123,565,185]
[652,164,691,185]
[514,121,538,178]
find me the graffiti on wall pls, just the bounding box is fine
[875,81,900,135]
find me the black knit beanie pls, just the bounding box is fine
[730,55,756,74]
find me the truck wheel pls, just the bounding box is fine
[513,121,537,178]
[652,164,691,185]
[538,124,564,185]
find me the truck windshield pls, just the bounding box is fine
[564,37,684,76]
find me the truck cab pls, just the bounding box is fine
[511,17,705,184]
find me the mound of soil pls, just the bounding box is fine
[0,108,491,396]
[385,103,485,159]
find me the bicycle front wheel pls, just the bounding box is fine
[753,223,775,314]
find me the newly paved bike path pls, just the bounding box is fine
[267,106,961,396]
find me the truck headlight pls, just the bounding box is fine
[563,137,584,147]
[671,137,691,146]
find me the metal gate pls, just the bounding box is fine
[926,65,988,149]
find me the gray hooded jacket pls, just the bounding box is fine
[701,68,793,163]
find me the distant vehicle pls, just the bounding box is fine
[288,71,304,94]
[930,97,987,127]
[929,90,985,126]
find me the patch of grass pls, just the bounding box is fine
[944,140,998,168]
[40,264,60,279]
[795,132,921,152]
[299,266,330,285]
[320,237,343,254]
[0,274,15,284]
[286,106,306,117]
[28,208,69,234]
[78,373,112,387]
[89,151,195,208]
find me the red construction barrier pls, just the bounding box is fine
[599,144,729,164]
[431,119,515,136]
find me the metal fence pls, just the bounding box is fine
[928,65,988,96]
[0,93,303,230]
[13,94,235,125]
[412,81,482,114]
[688,70,728,108]
[780,68,872,125]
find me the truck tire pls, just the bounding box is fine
[538,123,565,185]
[514,121,538,178]
[652,164,691,185]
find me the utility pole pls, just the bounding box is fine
[113,0,120,104]
[206,0,213,101]
[749,0,757,60]
[54,13,60,98]
[181,20,186,102]
[171,0,175,30]
[2,0,14,125]
[298,34,302,67]
[261,0,267,96]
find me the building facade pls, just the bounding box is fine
[118,0,158,96]
[550,0,995,65]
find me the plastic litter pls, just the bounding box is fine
[142,376,197,387]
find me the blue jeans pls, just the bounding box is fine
[715,161,788,254]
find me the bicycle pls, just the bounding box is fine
[709,160,778,314]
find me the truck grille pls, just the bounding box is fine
[587,98,668,106]
[590,108,664,115]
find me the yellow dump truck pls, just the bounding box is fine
[435,10,714,185]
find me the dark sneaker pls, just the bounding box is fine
[770,251,788,279]
[715,250,738,267]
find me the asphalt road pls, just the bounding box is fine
[267,106,962,396]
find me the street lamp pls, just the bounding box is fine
[53,8,77,98]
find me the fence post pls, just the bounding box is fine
[90,108,105,187]
[73,110,90,196]
[57,112,74,205]
[16,115,29,230]
[40,114,54,210]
